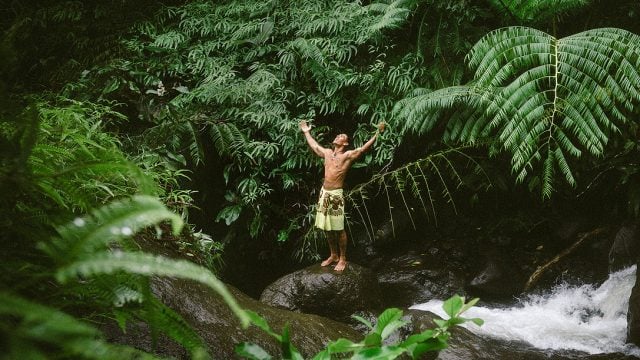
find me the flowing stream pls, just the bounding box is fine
[410,266,640,356]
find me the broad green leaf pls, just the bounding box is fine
[408,338,448,358]
[433,319,447,328]
[363,332,382,347]
[399,329,435,347]
[459,297,480,315]
[351,345,405,360]
[381,319,408,340]
[235,343,273,360]
[374,308,403,334]
[442,295,463,318]
[311,349,331,360]
[351,314,374,330]
[326,338,361,353]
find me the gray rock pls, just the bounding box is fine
[610,224,640,272]
[259,263,383,322]
[157,277,360,358]
[467,249,525,299]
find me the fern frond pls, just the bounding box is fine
[365,0,412,33]
[56,251,250,327]
[0,292,161,360]
[153,31,187,49]
[347,146,481,238]
[45,195,183,263]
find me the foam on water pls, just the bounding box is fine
[410,266,640,356]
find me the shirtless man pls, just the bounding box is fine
[299,120,385,271]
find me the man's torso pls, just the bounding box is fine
[322,151,354,189]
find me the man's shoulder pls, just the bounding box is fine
[345,148,361,158]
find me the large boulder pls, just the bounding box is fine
[259,263,383,322]
[106,276,361,359]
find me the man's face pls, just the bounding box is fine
[332,134,349,147]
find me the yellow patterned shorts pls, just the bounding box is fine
[315,188,344,231]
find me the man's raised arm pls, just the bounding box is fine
[299,120,327,157]
[349,122,385,160]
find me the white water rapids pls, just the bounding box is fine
[410,265,640,356]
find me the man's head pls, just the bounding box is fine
[332,134,349,147]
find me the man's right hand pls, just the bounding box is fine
[299,120,311,133]
[377,122,386,133]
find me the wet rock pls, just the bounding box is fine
[259,263,382,322]
[113,235,361,358]
[628,263,640,346]
[151,277,361,359]
[611,224,640,273]
[467,249,525,299]
[375,252,466,307]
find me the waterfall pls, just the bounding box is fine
[410,265,640,356]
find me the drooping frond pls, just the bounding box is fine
[346,146,483,239]
[57,250,250,327]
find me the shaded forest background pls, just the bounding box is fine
[2,0,640,358]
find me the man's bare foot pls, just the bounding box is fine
[321,256,339,267]
[334,260,347,271]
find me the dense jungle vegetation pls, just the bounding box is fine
[2,0,640,358]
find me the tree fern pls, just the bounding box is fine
[398,27,640,197]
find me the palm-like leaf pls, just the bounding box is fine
[399,27,640,197]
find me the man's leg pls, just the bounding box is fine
[334,230,348,271]
[321,231,339,266]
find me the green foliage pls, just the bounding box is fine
[2,194,249,359]
[0,292,162,360]
[21,98,157,212]
[397,26,640,198]
[0,97,234,358]
[487,0,591,24]
[236,294,482,360]
[75,0,448,241]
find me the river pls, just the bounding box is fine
[411,266,640,356]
